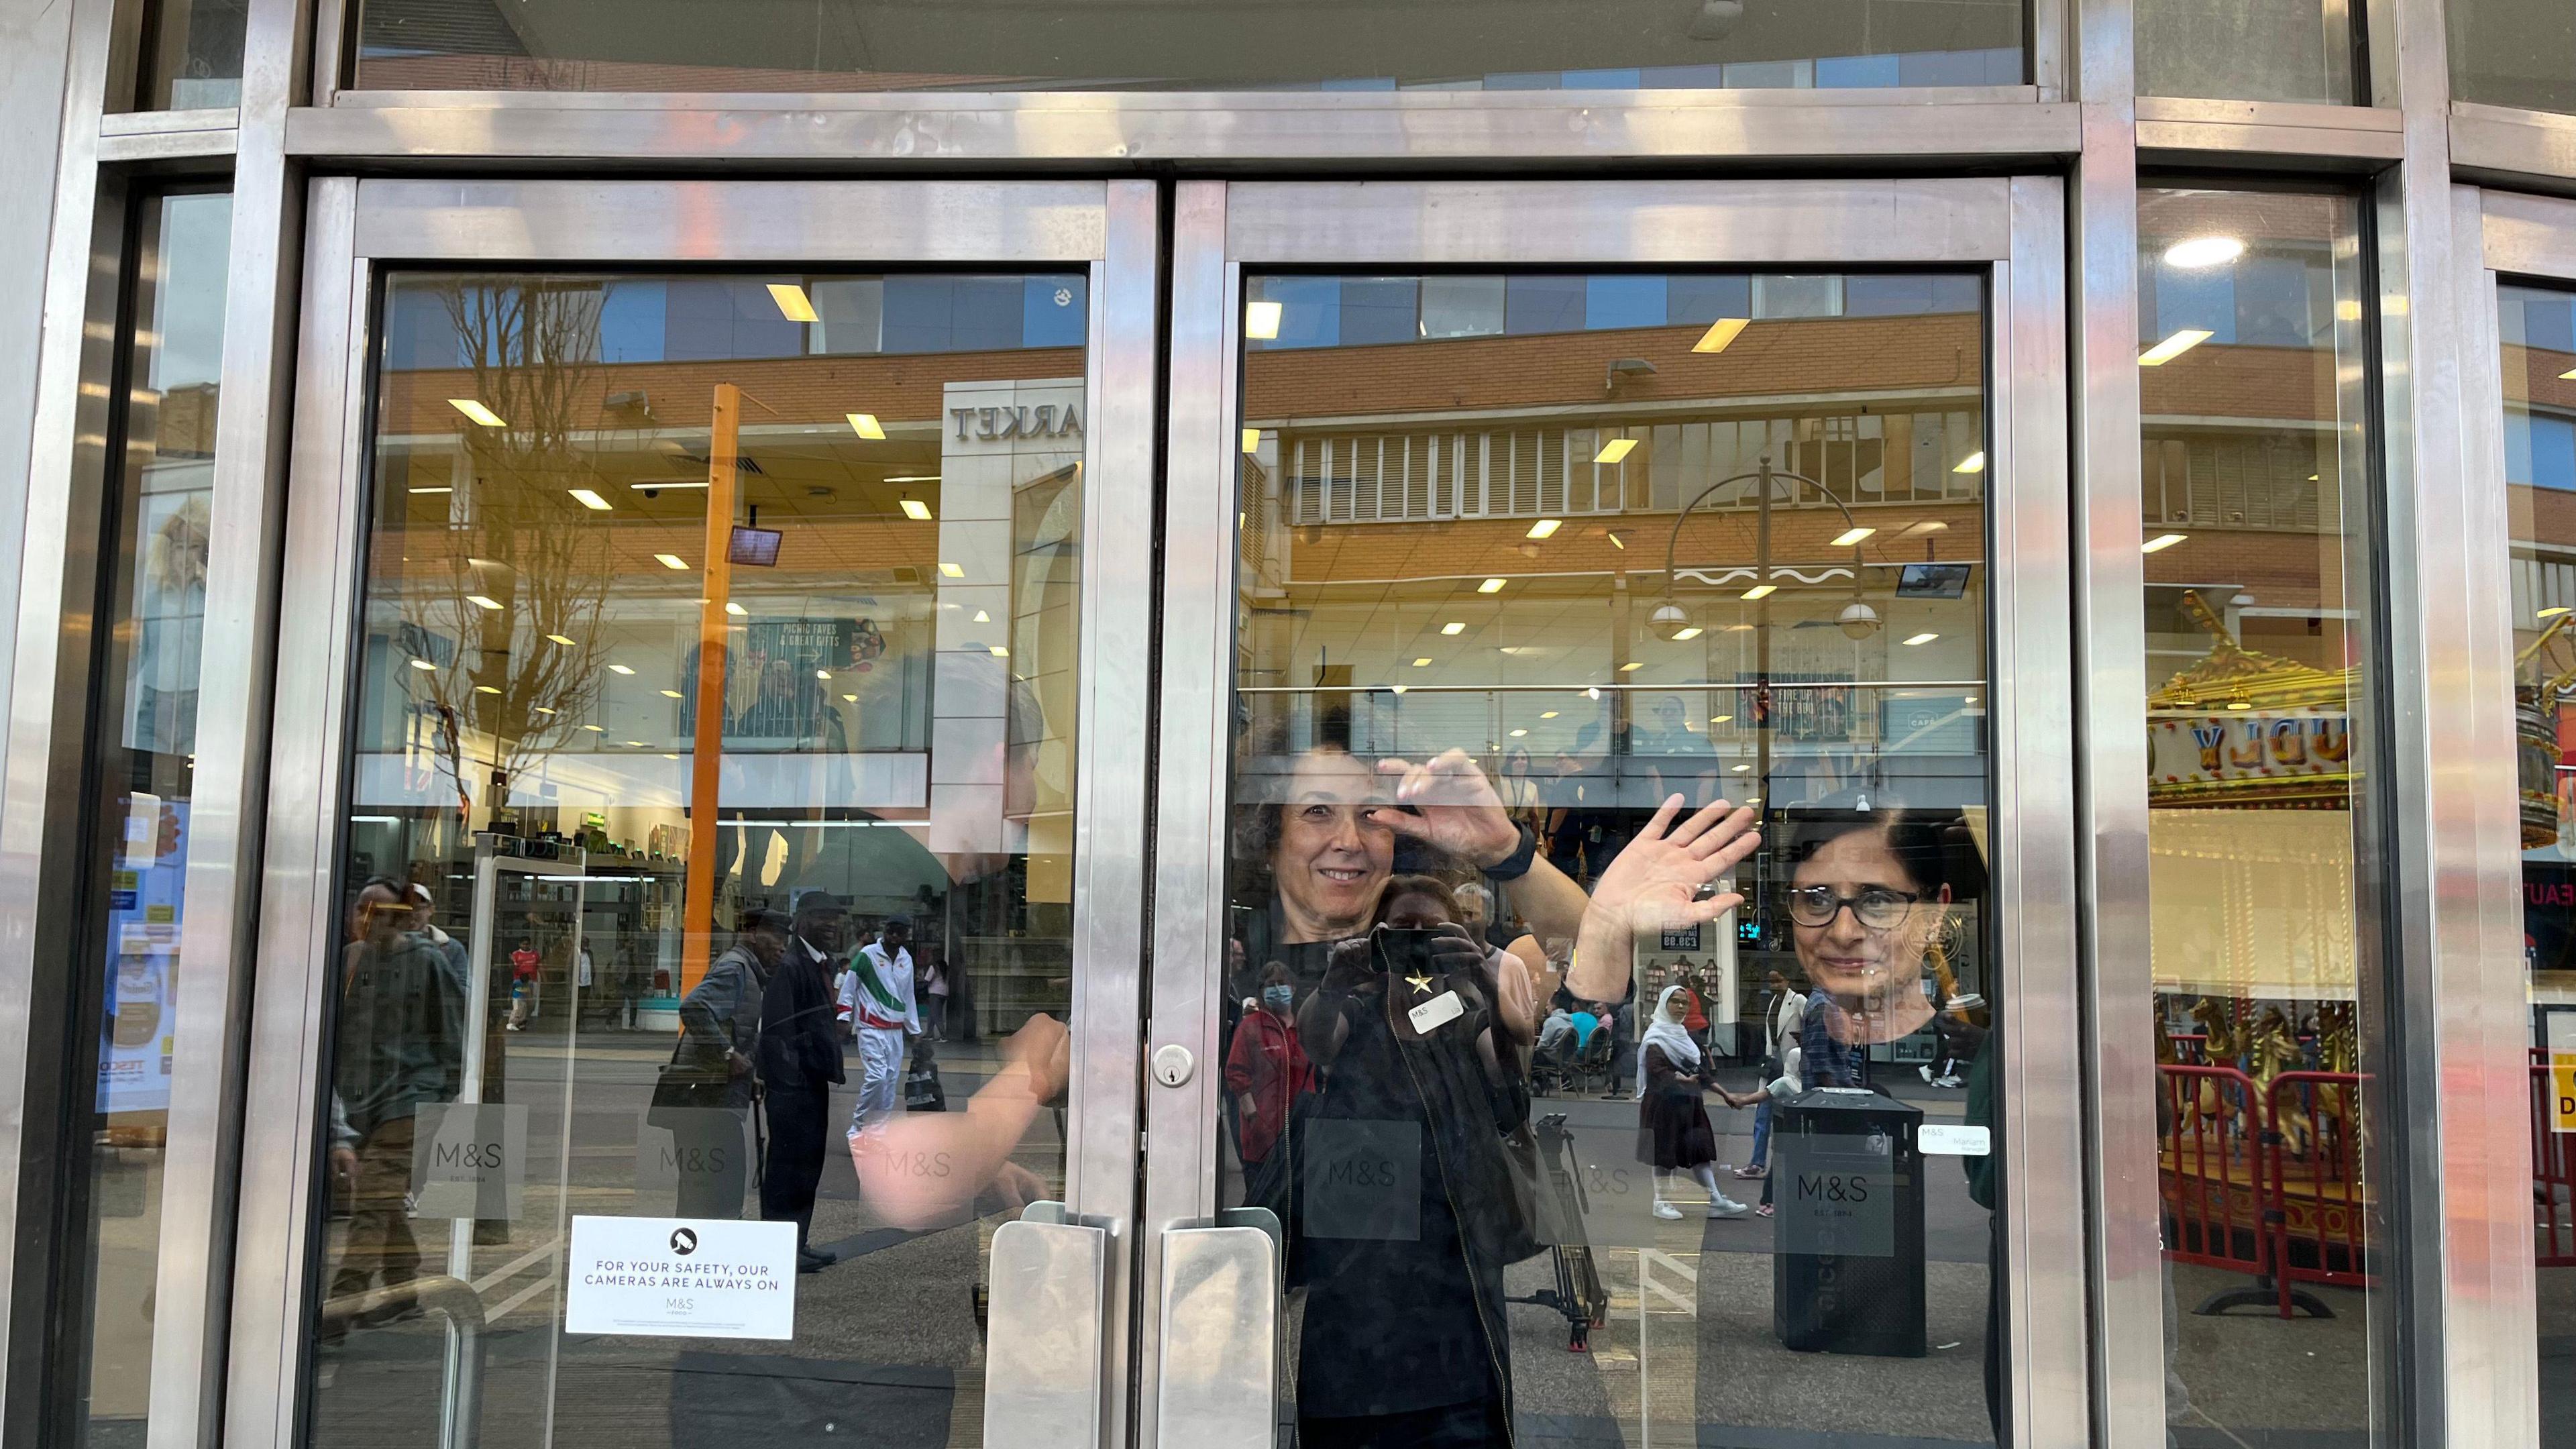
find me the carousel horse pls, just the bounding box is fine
[2178,998,2243,1138]
[2248,1008,2314,1157]
[2305,1004,2362,1152]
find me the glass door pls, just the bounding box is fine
[1142,179,2086,1448]
[2461,186,2576,1448]
[242,179,1159,1449]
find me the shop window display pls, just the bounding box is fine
[58,190,234,1449]
[1223,269,2003,1444]
[307,269,1087,1448]
[2500,282,2576,1443]
[2135,186,2394,1446]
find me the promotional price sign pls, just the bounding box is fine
[564,1216,797,1340]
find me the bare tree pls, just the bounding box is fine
[398,279,617,821]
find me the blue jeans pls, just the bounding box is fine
[1749,1096,1774,1169]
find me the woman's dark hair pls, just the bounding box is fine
[1780,808,1955,896]
[1226,745,1470,913]
[1374,873,1462,927]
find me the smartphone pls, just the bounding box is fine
[1371,926,1446,980]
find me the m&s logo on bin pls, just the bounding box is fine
[1794,1169,1874,1208]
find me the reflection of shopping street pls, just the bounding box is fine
[312,1026,1046,1449]
[1500,1073,1999,1446]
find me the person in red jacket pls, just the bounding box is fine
[504,938,541,1031]
[1225,961,1313,1218]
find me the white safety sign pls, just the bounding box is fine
[564,1215,798,1340]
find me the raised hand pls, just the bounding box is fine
[1568,795,1761,1002]
[1364,749,1521,869]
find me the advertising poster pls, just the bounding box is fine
[99,795,186,1118]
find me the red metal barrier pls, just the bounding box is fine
[2534,1061,2576,1267]
[2262,1071,2375,1316]
[2156,1065,2273,1287]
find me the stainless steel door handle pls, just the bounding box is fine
[983,1203,1108,1448]
[1155,1210,1281,1449]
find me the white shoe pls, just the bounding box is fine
[1919,1064,1935,1083]
[1936,1075,1963,1088]
[1709,1197,1751,1219]
[1652,1201,1684,1220]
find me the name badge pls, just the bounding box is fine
[1918,1124,1992,1157]
[1407,989,1464,1034]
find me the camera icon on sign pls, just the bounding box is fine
[670,1228,698,1256]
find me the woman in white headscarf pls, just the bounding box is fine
[1637,983,1754,1219]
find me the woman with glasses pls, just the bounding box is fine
[1780,810,1953,1085]
[1748,807,1955,1217]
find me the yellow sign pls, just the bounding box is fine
[2552,1016,2576,1134]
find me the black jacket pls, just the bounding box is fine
[757,939,846,1090]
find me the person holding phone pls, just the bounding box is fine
[1291,875,1532,1449]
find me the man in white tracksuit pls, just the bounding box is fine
[841,916,919,1142]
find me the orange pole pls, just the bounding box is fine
[678,383,740,997]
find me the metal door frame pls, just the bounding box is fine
[2432,182,2576,1448]
[1144,176,2082,1448]
[219,176,1163,1449]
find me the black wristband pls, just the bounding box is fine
[1483,821,1540,881]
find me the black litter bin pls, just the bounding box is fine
[1772,1087,1925,1358]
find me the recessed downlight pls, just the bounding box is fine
[2161,235,2246,269]
[2139,329,2214,366]
[1692,317,1751,354]
[767,283,819,322]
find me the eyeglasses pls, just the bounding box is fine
[1784,885,1924,930]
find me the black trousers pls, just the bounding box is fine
[760,1081,830,1252]
[1299,1397,1511,1449]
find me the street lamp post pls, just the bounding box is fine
[1655,455,1877,827]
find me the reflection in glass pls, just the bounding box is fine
[66,189,232,1448]
[2448,0,2576,115]
[2500,283,2576,1442]
[2136,0,2355,103]
[135,0,246,109]
[347,0,2020,95]
[1223,271,2001,1444]
[2135,187,2390,1445]
[310,269,1086,1446]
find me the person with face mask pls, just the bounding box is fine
[1222,961,1313,1220]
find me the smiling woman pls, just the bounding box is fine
[1220,266,2001,1446]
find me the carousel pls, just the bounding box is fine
[2147,591,2373,1318]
